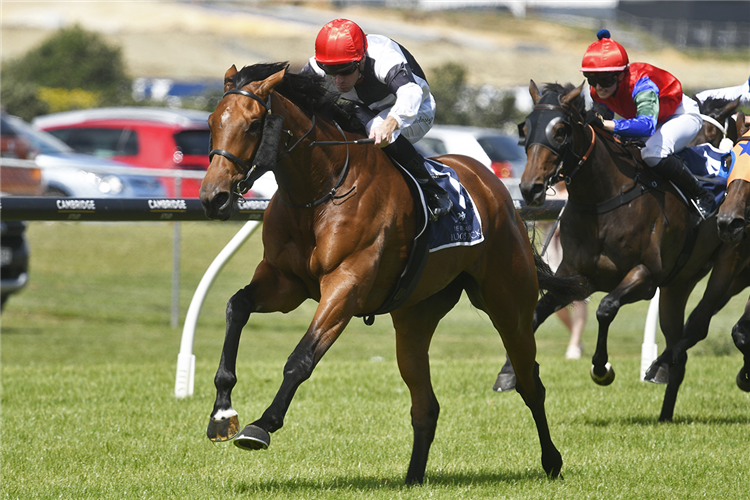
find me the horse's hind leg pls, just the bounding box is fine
[493,290,568,392]
[477,274,562,477]
[391,282,464,485]
[647,286,693,422]
[500,322,562,478]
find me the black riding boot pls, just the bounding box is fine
[383,136,453,220]
[651,154,716,220]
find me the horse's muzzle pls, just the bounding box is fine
[520,181,547,207]
[716,213,746,243]
[200,188,234,221]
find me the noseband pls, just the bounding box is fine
[518,92,595,184]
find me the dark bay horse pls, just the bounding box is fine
[688,96,742,149]
[644,112,750,413]
[716,111,750,392]
[199,62,585,483]
[500,81,723,421]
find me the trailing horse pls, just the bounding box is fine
[668,112,750,394]
[496,80,724,422]
[199,63,587,484]
[688,96,742,149]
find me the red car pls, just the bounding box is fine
[34,107,211,198]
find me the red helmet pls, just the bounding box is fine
[581,29,629,73]
[315,19,367,67]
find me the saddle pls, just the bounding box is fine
[358,158,484,325]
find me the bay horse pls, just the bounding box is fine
[199,62,585,484]
[644,112,750,412]
[498,81,723,421]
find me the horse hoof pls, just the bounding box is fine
[542,448,563,479]
[644,361,670,384]
[737,368,750,392]
[233,424,270,451]
[590,362,615,386]
[493,372,516,392]
[207,412,240,442]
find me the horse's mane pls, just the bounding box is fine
[699,96,737,117]
[232,62,366,135]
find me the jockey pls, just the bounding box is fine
[582,29,716,219]
[302,18,452,220]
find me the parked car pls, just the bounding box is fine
[34,107,212,198]
[1,113,44,196]
[5,114,165,198]
[0,219,29,310]
[415,125,527,198]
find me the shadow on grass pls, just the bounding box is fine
[584,414,750,426]
[231,469,554,494]
[0,325,44,335]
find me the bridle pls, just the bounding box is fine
[518,92,596,185]
[208,87,356,208]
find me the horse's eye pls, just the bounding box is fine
[247,120,262,135]
[553,125,568,145]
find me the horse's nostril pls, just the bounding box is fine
[214,192,231,211]
[521,182,546,206]
[729,218,746,234]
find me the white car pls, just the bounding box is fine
[415,125,527,199]
[6,115,165,198]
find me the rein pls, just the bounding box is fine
[279,121,357,209]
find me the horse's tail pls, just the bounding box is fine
[527,223,592,303]
[533,250,592,303]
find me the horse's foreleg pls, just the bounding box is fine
[207,285,254,442]
[732,297,750,392]
[392,283,463,485]
[207,261,309,446]
[233,283,359,451]
[493,292,567,392]
[591,265,655,386]
[668,246,748,365]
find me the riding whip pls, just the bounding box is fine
[540,200,568,257]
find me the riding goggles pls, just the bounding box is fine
[316,60,360,76]
[584,72,620,89]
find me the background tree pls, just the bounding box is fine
[1,24,133,120]
[428,61,523,131]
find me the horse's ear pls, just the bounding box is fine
[719,97,742,121]
[256,68,286,96]
[560,81,584,108]
[691,94,703,112]
[224,65,238,92]
[529,80,541,104]
[737,111,749,138]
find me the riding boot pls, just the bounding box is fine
[383,135,453,220]
[651,154,717,220]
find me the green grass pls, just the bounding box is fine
[2,222,749,499]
